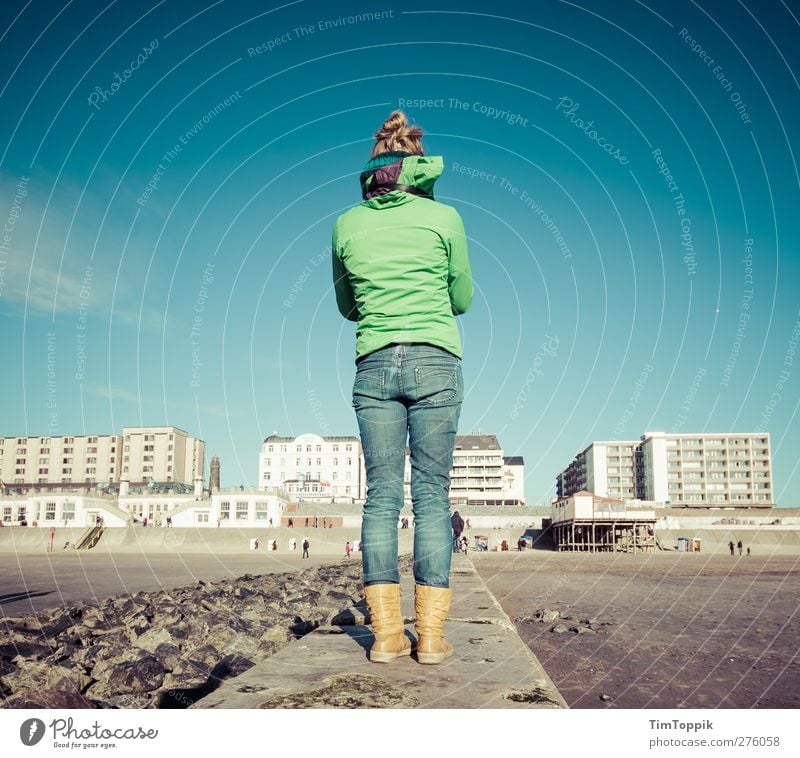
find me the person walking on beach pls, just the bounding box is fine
[333,110,473,665]
[345,541,352,558]
[451,511,465,554]
[728,540,735,556]
[747,546,751,556]
[302,538,310,559]
[737,539,743,556]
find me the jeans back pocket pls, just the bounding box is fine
[414,364,461,405]
[352,367,386,407]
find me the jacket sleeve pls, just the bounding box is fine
[446,208,474,315]
[332,220,359,321]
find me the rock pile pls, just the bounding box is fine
[0,558,405,709]
[514,608,611,635]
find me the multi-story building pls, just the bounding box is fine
[556,440,641,501]
[0,433,120,487]
[120,426,204,487]
[641,432,772,505]
[556,431,773,507]
[259,433,363,500]
[0,426,205,491]
[259,432,526,506]
[450,434,525,506]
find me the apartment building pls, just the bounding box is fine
[0,426,205,490]
[120,426,204,486]
[556,431,773,507]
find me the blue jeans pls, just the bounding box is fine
[353,343,464,588]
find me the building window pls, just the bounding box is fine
[219,501,230,519]
[45,502,56,520]
[255,501,269,520]
[236,501,249,520]
[196,512,209,523]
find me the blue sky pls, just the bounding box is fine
[1,0,798,505]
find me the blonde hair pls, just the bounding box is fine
[370,110,424,158]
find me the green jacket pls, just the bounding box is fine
[332,154,473,362]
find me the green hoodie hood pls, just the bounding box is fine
[360,155,444,208]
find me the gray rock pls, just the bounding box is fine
[88,654,165,696]
[4,689,99,708]
[0,642,52,660]
[551,624,570,634]
[538,609,561,623]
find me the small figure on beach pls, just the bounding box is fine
[728,540,735,556]
[166,516,172,528]
[746,546,751,556]
[302,538,310,559]
[323,517,327,529]
[345,541,352,558]
[460,536,468,555]
[314,516,319,528]
[288,517,294,528]
[143,516,148,528]
[305,517,309,527]
[451,510,465,553]
[517,537,526,551]
[737,540,743,556]
[465,518,471,529]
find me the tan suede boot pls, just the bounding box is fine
[414,585,454,664]
[364,583,412,663]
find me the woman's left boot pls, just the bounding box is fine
[364,583,412,663]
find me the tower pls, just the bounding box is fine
[210,454,220,493]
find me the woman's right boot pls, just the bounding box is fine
[414,584,454,664]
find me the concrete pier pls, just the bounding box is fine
[191,554,567,709]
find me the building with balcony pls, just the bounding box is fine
[556,432,773,507]
[0,425,205,492]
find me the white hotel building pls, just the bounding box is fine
[259,432,526,506]
[0,425,205,491]
[557,431,773,507]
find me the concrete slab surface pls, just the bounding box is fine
[191,555,567,709]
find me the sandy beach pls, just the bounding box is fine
[0,552,343,617]
[472,551,800,709]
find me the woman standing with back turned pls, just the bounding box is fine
[332,110,473,664]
